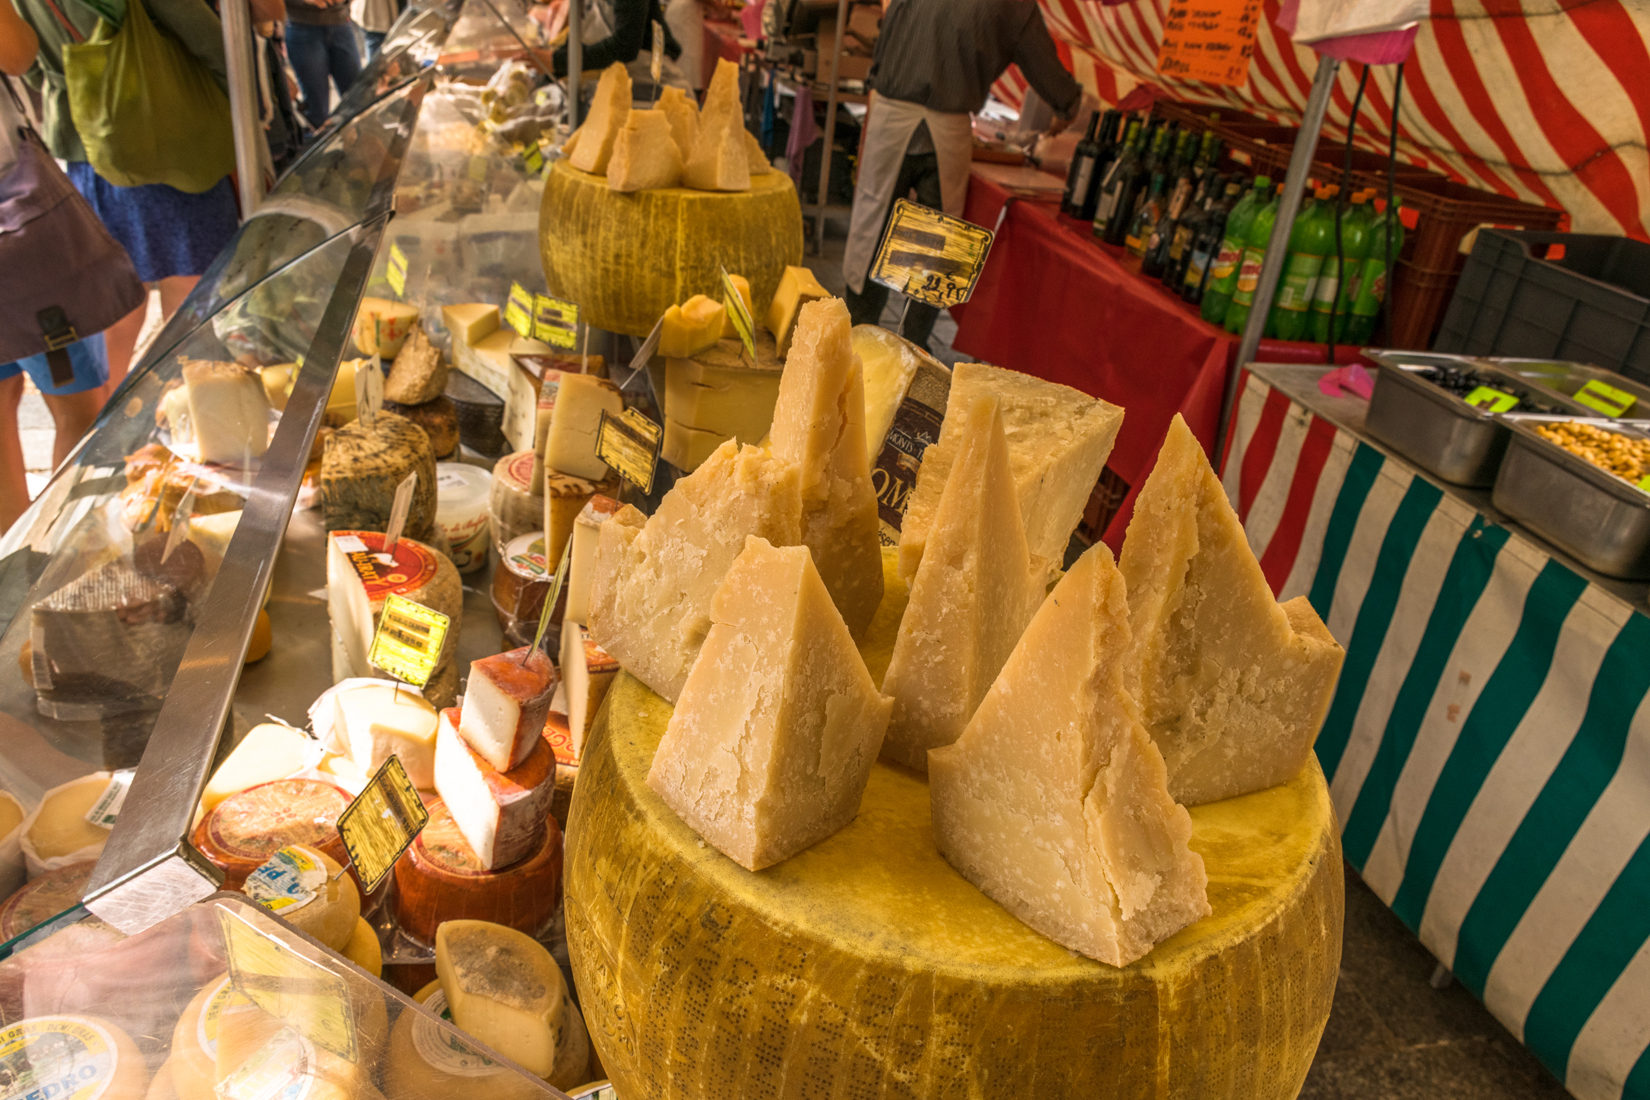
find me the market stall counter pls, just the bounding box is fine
[1224,362,1650,1100]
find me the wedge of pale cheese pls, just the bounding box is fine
[558,622,619,757]
[202,723,315,813]
[649,537,892,870]
[1120,414,1345,806]
[898,363,1123,585]
[565,494,624,627]
[542,470,607,568]
[433,707,554,870]
[606,109,683,192]
[930,542,1210,966]
[184,360,270,465]
[435,920,572,1081]
[850,324,929,466]
[569,63,631,175]
[588,441,801,703]
[441,303,500,347]
[683,59,750,192]
[353,298,420,358]
[333,680,440,788]
[658,85,699,159]
[541,372,621,481]
[768,298,883,638]
[879,397,1044,772]
[460,647,558,774]
[765,265,830,357]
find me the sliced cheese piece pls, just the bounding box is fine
[22,773,114,875]
[658,85,699,159]
[436,920,571,1080]
[460,647,557,774]
[683,59,750,192]
[565,495,624,627]
[241,843,361,952]
[542,470,608,568]
[202,723,314,813]
[326,530,462,682]
[588,441,802,703]
[434,707,555,870]
[542,373,622,481]
[442,303,501,348]
[745,129,772,174]
[568,63,631,175]
[558,623,618,757]
[649,537,892,870]
[0,1017,148,1100]
[384,327,449,405]
[353,298,421,358]
[720,272,752,338]
[1120,414,1345,806]
[768,298,883,637]
[317,751,369,793]
[343,917,382,977]
[879,397,1043,772]
[319,411,438,542]
[661,416,729,472]
[764,265,830,357]
[898,363,1124,584]
[664,334,782,451]
[930,542,1210,966]
[850,324,931,466]
[658,295,725,359]
[333,680,440,788]
[606,108,683,192]
[182,360,270,465]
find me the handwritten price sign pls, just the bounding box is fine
[869,200,994,310]
[1156,0,1262,86]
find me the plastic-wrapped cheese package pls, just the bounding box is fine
[19,772,123,878]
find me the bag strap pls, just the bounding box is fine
[40,0,86,43]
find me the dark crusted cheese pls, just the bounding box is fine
[319,411,438,540]
[384,394,459,459]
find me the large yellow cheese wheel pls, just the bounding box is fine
[566,553,1343,1100]
[539,160,803,338]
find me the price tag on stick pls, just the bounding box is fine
[534,295,579,348]
[869,200,995,310]
[368,593,450,688]
[526,535,573,662]
[385,242,409,298]
[355,358,383,428]
[1574,379,1637,418]
[336,754,430,895]
[720,264,756,359]
[1464,386,1519,413]
[505,282,535,339]
[381,471,417,556]
[596,407,663,494]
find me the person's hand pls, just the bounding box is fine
[1047,112,1073,136]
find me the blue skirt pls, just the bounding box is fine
[67,163,240,283]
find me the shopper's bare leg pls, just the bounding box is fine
[43,389,103,468]
[0,374,31,533]
[101,297,148,396]
[158,275,199,319]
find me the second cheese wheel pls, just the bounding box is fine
[385,984,544,1100]
[191,780,351,891]
[392,797,562,944]
[0,1015,149,1100]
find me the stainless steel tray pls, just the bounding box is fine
[1486,358,1650,421]
[1492,417,1650,580]
[1363,353,1592,487]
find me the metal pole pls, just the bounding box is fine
[812,0,849,254]
[1214,54,1340,459]
[567,0,583,130]
[221,0,263,216]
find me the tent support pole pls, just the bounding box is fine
[1214,53,1340,460]
[568,0,583,130]
[222,0,263,216]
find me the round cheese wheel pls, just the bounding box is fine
[0,860,95,941]
[320,411,438,543]
[569,667,1343,1100]
[191,780,351,891]
[392,797,562,945]
[20,773,115,877]
[343,917,382,978]
[540,160,803,337]
[240,845,360,952]
[435,462,494,575]
[210,983,389,1088]
[491,533,550,646]
[386,395,460,460]
[170,976,236,1100]
[445,371,508,459]
[146,1057,181,1100]
[384,984,545,1100]
[488,451,541,558]
[0,1016,148,1100]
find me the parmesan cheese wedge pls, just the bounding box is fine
[1120,414,1345,806]
[930,542,1210,966]
[657,85,699,159]
[648,537,892,870]
[542,373,622,481]
[569,63,631,175]
[683,59,750,192]
[879,397,1044,772]
[606,109,683,192]
[764,265,830,357]
[658,295,725,359]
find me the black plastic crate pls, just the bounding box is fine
[1434,229,1650,384]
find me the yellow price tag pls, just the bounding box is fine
[504,282,535,339]
[217,905,359,1063]
[534,295,578,348]
[524,143,544,174]
[596,407,663,493]
[720,265,755,359]
[1464,386,1519,413]
[1638,473,1650,494]
[385,242,408,298]
[870,199,995,309]
[1574,379,1636,418]
[336,754,429,895]
[367,593,450,687]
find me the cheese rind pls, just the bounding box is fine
[542,373,622,481]
[898,363,1124,584]
[588,442,802,703]
[433,707,555,870]
[459,648,558,774]
[661,417,730,472]
[343,917,382,977]
[930,543,1210,966]
[663,335,782,452]
[606,109,683,192]
[435,920,570,1080]
[569,63,632,175]
[1119,415,1345,806]
[850,324,931,467]
[649,538,892,870]
[764,265,830,357]
[332,680,440,788]
[542,471,606,569]
[319,412,438,542]
[683,59,750,192]
[385,327,449,405]
[879,397,1043,772]
[183,360,270,465]
[768,298,883,637]
[353,298,421,358]
[22,773,114,874]
[558,623,619,757]
[565,495,624,626]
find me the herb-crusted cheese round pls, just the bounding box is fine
[566,555,1343,1100]
[320,411,438,542]
[385,395,460,460]
[539,160,803,338]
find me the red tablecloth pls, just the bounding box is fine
[950,171,1365,549]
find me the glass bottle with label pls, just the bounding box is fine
[1060,112,1102,218]
[1199,175,1267,325]
[1223,183,1282,335]
[1124,172,1168,259]
[1077,110,1122,221]
[1142,138,1202,278]
[1161,172,1222,291]
[1091,118,1143,242]
[1180,179,1243,304]
[1107,124,1170,246]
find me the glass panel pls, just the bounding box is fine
[444,0,549,59]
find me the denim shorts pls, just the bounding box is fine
[0,334,109,396]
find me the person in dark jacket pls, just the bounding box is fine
[286,0,361,130]
[548,0,683,92]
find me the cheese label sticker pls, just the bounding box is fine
[337,754,429,895]
[198,976,236,1061]
[244,846,327,916]
[505,282,535,339]
[534,295,578,349]
[334,534,368,555]
[83,769,134,828]
[217,1026,313,1100]
[386,242,409,298]
[1575,378,1636,418]
[410,988,502,1077]
[1464,386,1519,413]
[720,265,756,358]
[544,711,578,768]
[597,407,663,494]
[368,593,451,687]
[870,199,994,309]
[337,533,440,601]
[0,1017,119,1100]
[218,906,358,1063]
[506,449,538,489]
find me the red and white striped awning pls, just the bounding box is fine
[995,0,1648,240]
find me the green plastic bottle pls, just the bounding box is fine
[1224,183,1282,335]
[1199,175,1268,326]
[1309,190,1373,344]
[1269,186,1336,341]
[1345,198,1405,345]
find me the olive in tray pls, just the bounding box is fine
[1415,365,1560,414]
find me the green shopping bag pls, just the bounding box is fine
[61,0,236,193]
